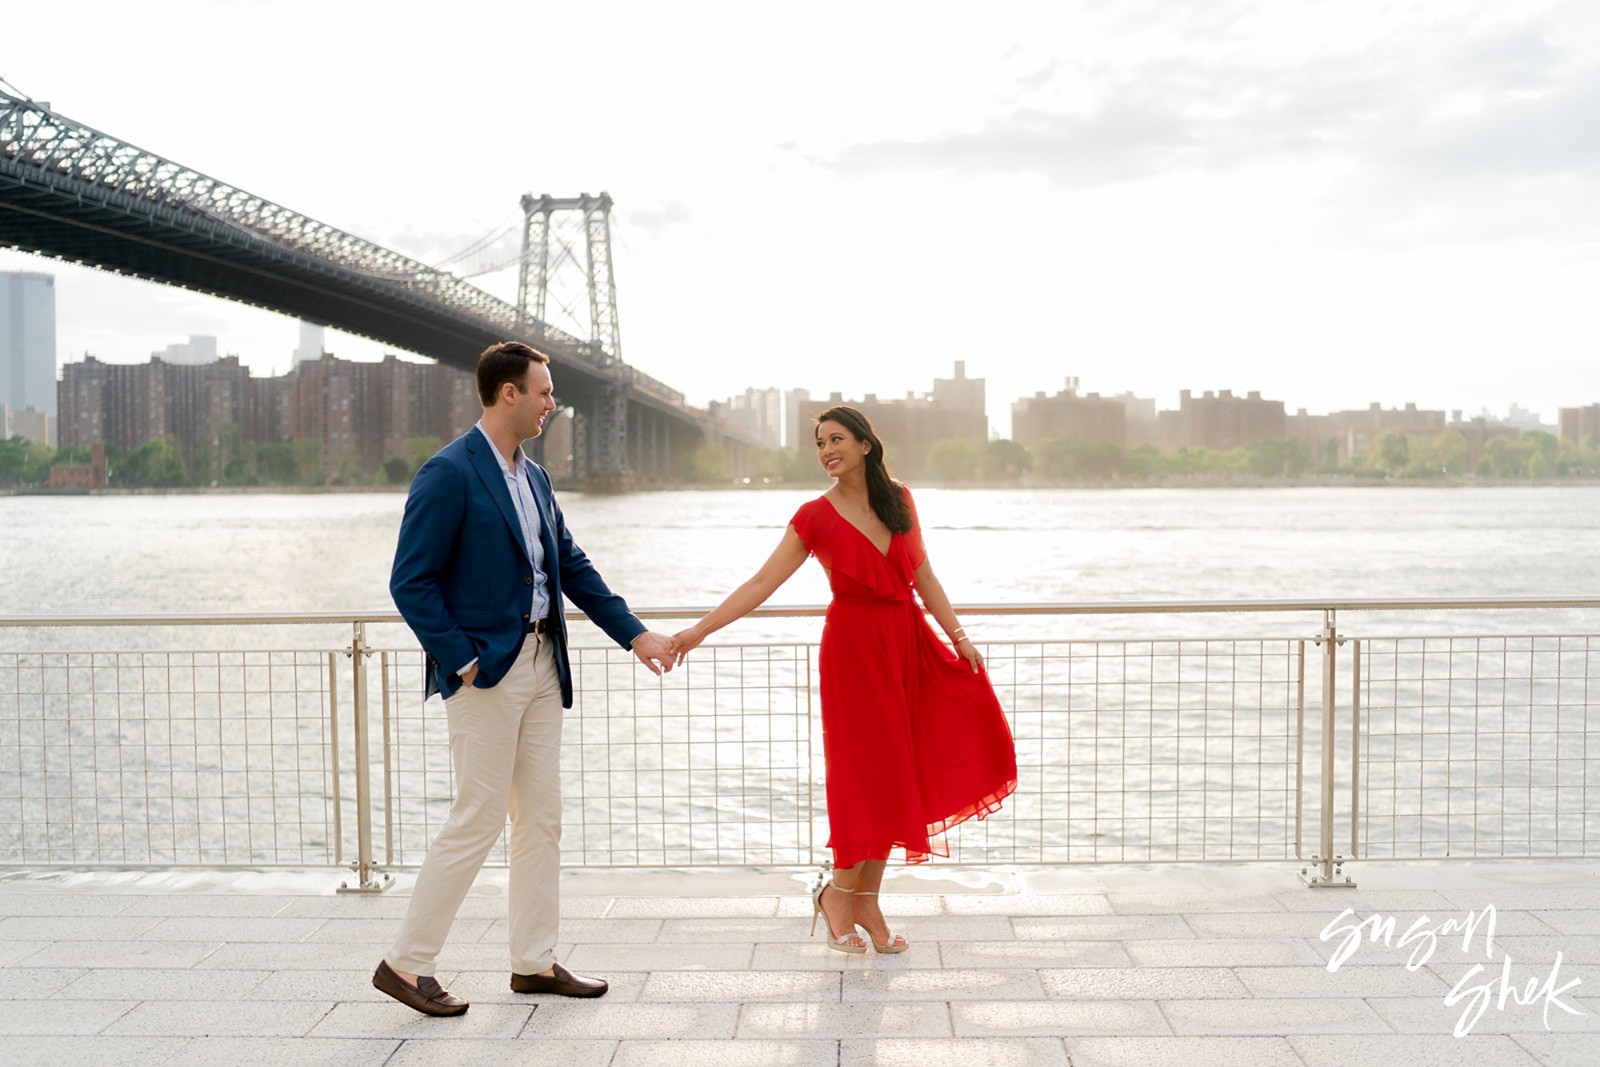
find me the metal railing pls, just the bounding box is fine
[3,599,1598,890]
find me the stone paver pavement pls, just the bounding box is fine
[2,861,1598,1065]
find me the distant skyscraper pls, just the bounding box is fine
[1,271,57,417]
[155,334,219,365]
[293,321,325,367]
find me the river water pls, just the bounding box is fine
[3,484,1598,642]
[3,486,1596,868]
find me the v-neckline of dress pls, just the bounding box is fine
[821,495,893,558]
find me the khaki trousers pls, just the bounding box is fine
[387,633,564,976]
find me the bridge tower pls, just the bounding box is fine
[517,192,631,491]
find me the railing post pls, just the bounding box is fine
[1303,608,1356,888]
[339,620,392,893]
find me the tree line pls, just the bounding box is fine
[691,429,1600,485]
[0,431,447,490]
[8,427,1598,490]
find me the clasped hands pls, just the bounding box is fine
[629,625,710,675]
[635,626,982,675]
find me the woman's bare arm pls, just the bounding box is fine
[914,557,983,673]
[673,526,809,663]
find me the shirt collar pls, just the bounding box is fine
[474,421,522,478]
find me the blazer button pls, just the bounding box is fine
[524,577,533,585]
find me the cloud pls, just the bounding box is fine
[827,12,1597,192]
[624,201,693,236]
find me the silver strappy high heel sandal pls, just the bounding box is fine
[809,878,867,954]
[851,890,909,953]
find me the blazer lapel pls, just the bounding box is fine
[522,457,559,563]
[467,429,528,555]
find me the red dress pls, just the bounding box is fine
[790,485,1017,868]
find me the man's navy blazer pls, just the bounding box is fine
[390,427,646,705]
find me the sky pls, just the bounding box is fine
[3,0,1599,438]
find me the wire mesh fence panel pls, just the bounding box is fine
[7,610,1600,874]
[971,638,1307,865]
[0,649,335,865]
[1358,635,1600,860]
[378,643,815,868]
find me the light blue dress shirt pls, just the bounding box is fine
[458,423,551,679]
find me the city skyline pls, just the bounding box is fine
[45,340,1591,453]
[3,1,1599,438]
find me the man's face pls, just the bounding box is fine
[515,361,557,439]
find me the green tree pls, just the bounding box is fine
[381,457,410,485]
[120,437,189,487]
[0,436,37,486]
[1035,438,1080,480]
[256,441,297,484]
[215,422,247,484]
[1529,452,1548,478]
[1244,440,1291,478]
[1122,443,1166,479]
[1524,430,1559,464]
[1432,430,1469,476]
[683,443,729,483]
[332,448,368,486]
[406,436,442,473]
[292,440,324,485]
[1080,441,1122,478]
[1375,432,1409,475]
[980,439,1031,482]
[925,438,978,482]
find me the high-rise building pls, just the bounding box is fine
[812,363,991,474]
[1012,378,1129,448]
[57,350,475,477]
[710,387,784,449]
[1286,402,1447,465]
[1160,390,1286,451]
[1559,404,1600,444]
[293,322,325,368]
[1,403,55,447]
[154,334,219,365]
[1,271,58,419]
[785,388,816,451]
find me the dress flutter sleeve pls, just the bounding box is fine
[899,484,927,571]
[790,499,830,569]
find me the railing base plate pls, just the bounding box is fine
[338,873,394,894]
[1300,860,1357,889]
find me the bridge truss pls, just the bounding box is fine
[0,89,764,487]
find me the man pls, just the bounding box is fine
[374,340,675,1016]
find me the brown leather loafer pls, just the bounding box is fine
[510,961,608,998]
[373,959,469,1016]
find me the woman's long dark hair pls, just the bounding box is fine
[814,405,912,534]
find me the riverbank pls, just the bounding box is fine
[7,475,1600,496]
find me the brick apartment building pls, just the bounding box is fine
[58,352,478,477]
[1159,390,1286,451]
[1559,404,1600,444]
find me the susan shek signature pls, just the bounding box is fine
[1321,905,1586,1037]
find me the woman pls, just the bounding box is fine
[673,405,1017,953]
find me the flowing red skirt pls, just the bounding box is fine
[819,593,1017,868]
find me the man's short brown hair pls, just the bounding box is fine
[476,341,550,406]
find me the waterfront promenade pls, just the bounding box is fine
[2,861,1598,1066]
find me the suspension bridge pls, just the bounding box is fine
[0,88,759,490]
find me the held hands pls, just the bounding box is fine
[671,625,706,667]
[629,631,677,676]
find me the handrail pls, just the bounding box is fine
[4,596,1600,628]
[6,602,1600,880]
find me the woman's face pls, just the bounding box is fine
[815,419,869,480]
